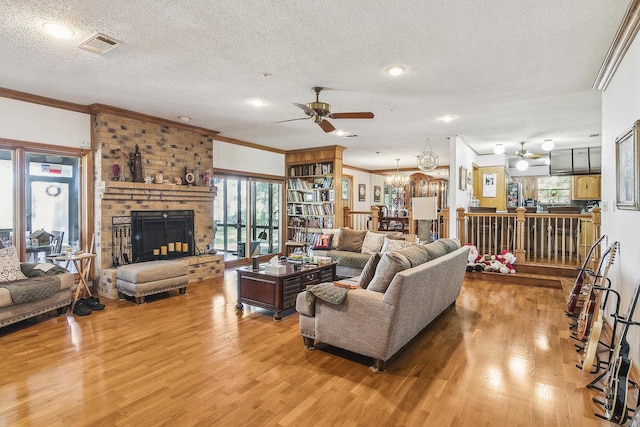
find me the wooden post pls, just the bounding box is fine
[343,206,351,229]
[457,207,466,243]
[409,208,415,235]
[370,206,379,231]
[590,207,601,272]
[515,207,526,264]
[441,208,450,238]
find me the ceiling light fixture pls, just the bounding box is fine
[516,159,529,171]
[416,138,439,172]
[385,66,406,76]
[249,99,266,107]
[544,157,551,165]
[541,139,554,151]
[178,116,191,122]
[388,159,409,189]
[335,130,346,137]
[438,115,456,122]
[493,144,505,155]
[42,22,74,38]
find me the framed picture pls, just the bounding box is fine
[459,166,468,191]
[482,173,497,198]
[341,177,350,200]
[616,121,640,210]
[358,184,366,202]
[373,185,381,203]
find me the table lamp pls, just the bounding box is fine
[412,197,438,242]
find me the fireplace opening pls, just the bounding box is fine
[131,210,195,262]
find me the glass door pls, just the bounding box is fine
[214,176,282,262]
[0,150,13,248]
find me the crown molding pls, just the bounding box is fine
[0,87,90,113]
[593,0,640,91]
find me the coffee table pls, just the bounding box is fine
[236,262,336,320]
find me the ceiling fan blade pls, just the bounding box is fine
[293,103,317,116]
[329,112,375,119]
[269,117,312,125]
[318,119,336,133]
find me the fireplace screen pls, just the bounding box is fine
[131,210,195,262]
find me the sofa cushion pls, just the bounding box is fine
[337,228,367,252]
[397,245,431,267]
[0,247,28,283]
[312,233,333,250]
[367,251,411,293]
[423,240,448,259]
[357,252,382,288]
[326,250,372,269]
[381,237,415,253]
[322,228,342,249]
[361,231,387,254]
[439,238,461,252]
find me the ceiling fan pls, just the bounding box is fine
[273,87,374,133]
[513,142,542,160]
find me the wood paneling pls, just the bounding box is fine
[475,165,509,210]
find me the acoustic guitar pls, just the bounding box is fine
[576,243,614,341]
[567,235,605,314]
[599,279,640,424]
[582,241,618,372]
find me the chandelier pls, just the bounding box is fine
[417,139,439,172]
[387,158,409,189]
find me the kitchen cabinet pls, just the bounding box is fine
[571,175,601,200]
[512,176,537,200]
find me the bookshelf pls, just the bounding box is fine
[285,146,344,245]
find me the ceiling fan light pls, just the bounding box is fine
[516,159,529,171]
[542,139,554,151]
[493,144,505,155]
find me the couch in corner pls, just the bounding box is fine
[296,238,468,372]
[308,228,414,278]
[0,262,75,328]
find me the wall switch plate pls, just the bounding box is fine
[601,200,608,212]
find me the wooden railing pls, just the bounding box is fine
[456,207,601,266]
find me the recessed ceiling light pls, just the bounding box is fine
[42,22,74,38]
[438,115,457,122]
[178,116,191,122]
[493,144,505,155]
[335,130,346,137]
[249,99,266,107]
[385,66,406,76]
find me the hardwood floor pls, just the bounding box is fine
[0,270,626,426]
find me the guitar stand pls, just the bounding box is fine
[586,286,621,390]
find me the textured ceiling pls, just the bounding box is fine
[0,0,629,172]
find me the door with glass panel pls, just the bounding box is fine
[213,177,281,261]
[0,150,14,249]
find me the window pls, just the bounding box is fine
[537,176,571,204]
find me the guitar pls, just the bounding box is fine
[582,241,618,371]
[576,243,614,341]
[567,235,606,314]
[599,279,640,424]
[630,405,640,427]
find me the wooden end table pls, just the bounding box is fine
[49,252,96,309]
[236,262,336,321]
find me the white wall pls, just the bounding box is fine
[449,136,477,239]
[213,141,285,176]
[343,167,385,212]
[601,32,640,364]
[0,97,90,147]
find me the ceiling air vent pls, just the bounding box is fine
[78,33,121,54]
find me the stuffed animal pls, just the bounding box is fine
[489,250,516,274]
[465,244,485,272]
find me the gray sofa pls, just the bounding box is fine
[297,240,469,372]
[0,263,75,328]
[309,228,412,278]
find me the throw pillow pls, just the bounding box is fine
[0,246,28,283]
[439,238,461,252]
[367,251,411,293]
[322,228,342,249]
[397,245,431,267]
[360,231,387,254]
[357,252,382,288]
[423,240,448,259]
[380,236,415,253]
[312,233,333,250]
[337,228,367,252]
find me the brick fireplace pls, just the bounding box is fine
[91,106,223,298]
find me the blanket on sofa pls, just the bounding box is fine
[305,283,348,306]
[1,276,62,304]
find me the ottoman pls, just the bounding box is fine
[116,260,188,304]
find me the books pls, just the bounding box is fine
[333,280,359,289]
